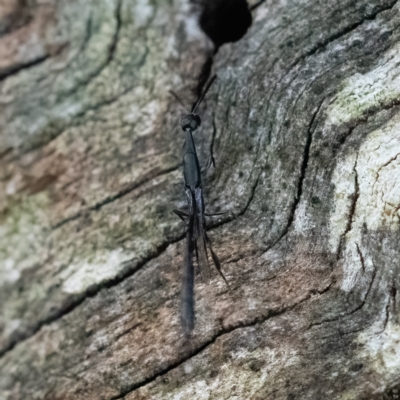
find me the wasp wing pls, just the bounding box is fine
[181,190,196,336]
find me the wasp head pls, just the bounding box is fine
[181,114,201,131]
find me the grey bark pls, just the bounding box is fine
[1,0,400,399]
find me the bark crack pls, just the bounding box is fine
[309,256,377,330]
[209,117,218,169]
[356,243,366,273]
[70,0,122,91]
[0,55,49,81]
[375,284,395,336]
[347,260,377,316]
[108,0,122,65]
[374,153,400,190]
[391,282,397,314]
[50,14,93,73]
[265,99,324,250]
[376,296,391,335]
[239,170,261,217]
[337,156,359,258]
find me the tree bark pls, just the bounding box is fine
[1,0,400,399]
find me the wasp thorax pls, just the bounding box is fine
[181,114,201,131]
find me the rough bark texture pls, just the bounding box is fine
[1,0,400,399]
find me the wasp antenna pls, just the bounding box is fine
[191,75,217,114]
[249,0,266,11]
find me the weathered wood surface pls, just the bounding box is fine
[1,0,400,398]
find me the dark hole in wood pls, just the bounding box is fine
[198,0,253,49]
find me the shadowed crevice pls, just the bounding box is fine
[0,55,49,81]
[356,243,366,273]
[337,157,359,258]
[283,100,323,229]
[71,0,123,90]
[239,172,260,216]
[264,99,325,252]
[309,255,377,330]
